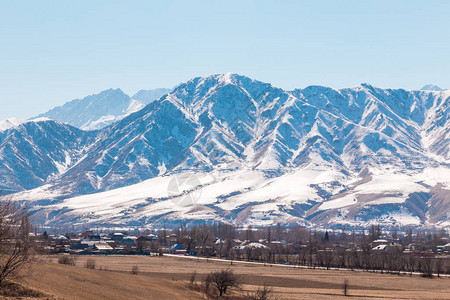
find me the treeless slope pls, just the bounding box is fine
[20,261,203,300]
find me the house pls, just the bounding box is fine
[372,239,388,247]
[121,237,137,247]
[372,244,388,251]
[443,243,450,253]
[146,234,158,241]
[372,242,402,252]
[81,231,95,238]
[111,232,126,242]
[93,242,114,254]
[168,244,186,254]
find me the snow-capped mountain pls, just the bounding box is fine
[35,88,139,130]
[35,88,169,131]
[132,88,172,105]
[3,74,449,229]
[421,84,444,91]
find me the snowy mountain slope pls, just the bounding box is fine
[3,74,450,228]
[22,166,449,228]
[0,119,95,193]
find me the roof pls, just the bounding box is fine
[94,242,113,250]
[169,244,184,251]
[372,245,387,251]
[373,239,388,243]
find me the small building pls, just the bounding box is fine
[372,244,388,251]
[372,239,389,248]
[168,244,186,254]
[93,242,114,254]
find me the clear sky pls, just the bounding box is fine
[0,0,449,120]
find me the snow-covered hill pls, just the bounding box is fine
[3,74,449,229]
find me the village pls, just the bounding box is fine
[32,224,450,276]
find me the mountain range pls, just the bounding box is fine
[1,74,449,229]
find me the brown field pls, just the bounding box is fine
[7,255,450,299]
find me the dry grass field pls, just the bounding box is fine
[5,255,450,299]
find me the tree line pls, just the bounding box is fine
[151,223,449,277]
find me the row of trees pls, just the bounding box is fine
[153,223,450,276]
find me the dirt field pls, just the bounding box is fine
[10,255,450,299]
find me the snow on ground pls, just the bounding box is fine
[416,166,450,188]
[218,168,343,211]
[56,172,214,212]
[320,194,357,210]
[10,184,66,200]
[31,168,342,224]
[7,164,450,227]
[318,167,442,211]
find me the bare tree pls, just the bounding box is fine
[197,225,213,256]
[343,279,349,296]
[405,253,417,276]
[435,258,443,278]
[0,200,32,286]
[189,271,197,288]
[183,231,196,254]
[420,257,434,278]
[206,269,241,296]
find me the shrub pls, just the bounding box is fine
[247,284,275,300]
[85,259,96,269]
[131,265,139,275]
[58,255,77,266]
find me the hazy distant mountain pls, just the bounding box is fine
[0,118,25,131]
[35,89,141,130]
[132,88,171,105]
[35,88,171,131]
[421,84,444,91]
[3,74,449,229]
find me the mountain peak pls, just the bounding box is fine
[184,73,256,87]
[421,84,443,91]
[359,83,375,90]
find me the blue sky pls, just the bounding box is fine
[0,0,449,120]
